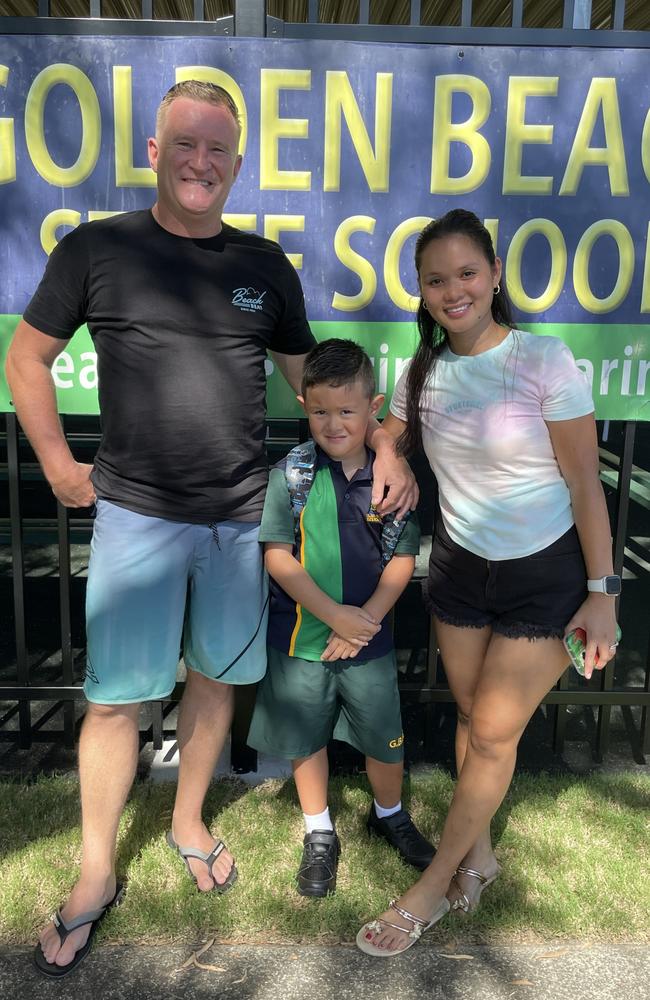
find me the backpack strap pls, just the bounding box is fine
[284,438,410,565]
[284,439,318,545]
[379,510,410,567]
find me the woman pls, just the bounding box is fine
[357,209,619,956]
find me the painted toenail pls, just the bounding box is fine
[365,932,373,940]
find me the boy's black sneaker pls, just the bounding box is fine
[367,804,436,870]
[296,829,340,897]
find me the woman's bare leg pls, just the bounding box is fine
[365,633,569,951]
[434,619,498,908]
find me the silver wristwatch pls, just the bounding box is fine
[587,575,621,596]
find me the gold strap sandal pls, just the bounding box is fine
[356,896,450,957]
[451,864,499,914]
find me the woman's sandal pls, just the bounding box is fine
[450,865,500,914]
[166,831,238,894]
[356,896,450,957]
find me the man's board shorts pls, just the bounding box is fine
[424,520,587,640]
[247,646,404,764]
[84,499,268,704]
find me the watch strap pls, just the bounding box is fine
[587,576,621,595]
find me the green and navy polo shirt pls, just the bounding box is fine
[259,444,420,662]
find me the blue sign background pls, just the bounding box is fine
[1,35,649,324]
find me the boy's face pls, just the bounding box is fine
[298,380,384,465]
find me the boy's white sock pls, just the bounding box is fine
[374,799,402,819]
[303,807,333,834]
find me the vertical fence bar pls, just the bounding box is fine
[641,640,650,757]
[359,0,370,24]
[460,0,472,27]
[141,0,153,18]
[193,0,205,19]
[90,0,102,16]
[552,670,570,754]
[235,0,266,35]
[511,0,524,28]
[611,0,625,30]
[56,425,75,748]
[409,0,421,26]
[563,0,593,29]
[37,0,50,15]
[308,0,318,22]
[151,701,163,749]
[612,422,635,575]
[595,421,635,761]
[6,413,31,748]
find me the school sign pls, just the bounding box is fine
[0,34,648,420]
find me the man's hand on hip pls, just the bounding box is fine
[49,462,96,508]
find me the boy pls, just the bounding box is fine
[248,339,434,897]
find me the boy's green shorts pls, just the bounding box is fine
[247,646,404,764]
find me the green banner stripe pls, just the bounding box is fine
[1,316,648,421]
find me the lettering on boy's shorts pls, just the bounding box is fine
[388,733,404,749]
[84,659,100,684]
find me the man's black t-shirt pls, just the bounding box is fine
[24,210,315,522]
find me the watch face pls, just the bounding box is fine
[605,576,622,595]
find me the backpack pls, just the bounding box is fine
[284,439,409,567]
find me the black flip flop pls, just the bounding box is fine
[33,883,125,979]
[166,830,238,893]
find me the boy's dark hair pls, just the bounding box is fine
[301,338,376,398]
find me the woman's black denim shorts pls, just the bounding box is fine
[424,519,587,640]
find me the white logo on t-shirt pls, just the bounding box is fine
[232,287,267,313]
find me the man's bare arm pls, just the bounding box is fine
[269,351,310,394]
[5,320,95,507]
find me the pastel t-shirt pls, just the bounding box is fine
[390,330,594,560]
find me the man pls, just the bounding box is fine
[6,81,416,976]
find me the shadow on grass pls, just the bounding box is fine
[1,770,648,945]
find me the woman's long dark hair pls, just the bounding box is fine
[398,209,515,456]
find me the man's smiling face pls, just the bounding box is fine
[148,96,242,238]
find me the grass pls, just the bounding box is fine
[1,770,649,947]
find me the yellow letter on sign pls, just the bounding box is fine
[260,68,311,191]
[113,67,155,187]
[324,71,392,193]
[503,76,557,195]
[0,65,16,183]
[559,78,629,197]
[26,64,101,187]
[431,75,491,195]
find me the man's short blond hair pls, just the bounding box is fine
[156,80,241,136]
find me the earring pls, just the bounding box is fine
[422,301,429,313]
[493,284,501,295]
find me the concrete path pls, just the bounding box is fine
[3,942,648,1000]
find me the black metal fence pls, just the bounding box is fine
[1,0,649,766]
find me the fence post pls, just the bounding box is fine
[6,413,31,748]
[234,0,266,36]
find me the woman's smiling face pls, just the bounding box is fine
[418,233,501,343]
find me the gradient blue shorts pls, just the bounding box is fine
[84,499,268,704]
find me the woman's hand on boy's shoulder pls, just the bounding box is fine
[370,435,418,519]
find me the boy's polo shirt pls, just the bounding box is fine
[259,445,420,662]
